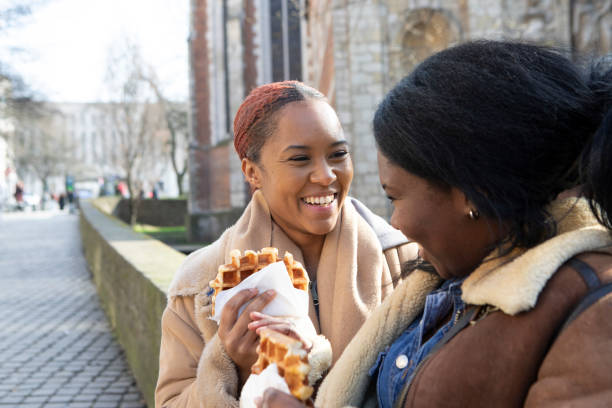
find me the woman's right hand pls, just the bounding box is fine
[217,288,277,385]
[256,388,306,408]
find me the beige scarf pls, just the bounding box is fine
[169,190,397,361]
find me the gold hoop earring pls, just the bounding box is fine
[469,209,480,220]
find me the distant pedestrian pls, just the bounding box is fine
[59,194,66,210]
[14,181,23,204]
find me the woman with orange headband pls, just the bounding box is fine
[154,81,416,407]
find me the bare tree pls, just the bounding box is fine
[104,39,168,224]
[1,0,50,202]
[9,102,77,203]
[139,73,189,196]
[0,0,47,113]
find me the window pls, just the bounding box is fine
[264,0,303,82]
[91,132,97,162]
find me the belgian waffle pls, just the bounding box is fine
[251,327,314,401]
[209,247,310,316]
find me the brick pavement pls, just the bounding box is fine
[0,210,147,408]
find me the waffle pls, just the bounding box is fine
[209,247,310,315]
[251,327,314,401]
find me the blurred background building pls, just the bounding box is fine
[187,0,612,242]
[1,100,188,210]
[1,0,609,242]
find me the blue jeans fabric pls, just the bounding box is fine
[368,277,466,408]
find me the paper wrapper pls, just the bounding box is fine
[240,363,290,408]
[210,261,309,322]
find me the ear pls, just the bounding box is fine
[241,158,263,190]
[449,187,474,217]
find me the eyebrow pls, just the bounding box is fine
[282,140,348,153]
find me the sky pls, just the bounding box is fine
[0,0,189,102]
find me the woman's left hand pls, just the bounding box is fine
[247,312,314,352]
[255,388,305,408]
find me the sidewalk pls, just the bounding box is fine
[0,210,147,408]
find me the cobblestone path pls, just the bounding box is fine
[0,210,147,408]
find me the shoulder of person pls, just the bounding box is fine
[167,225,236,297]
[348,196,408,251]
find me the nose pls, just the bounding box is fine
[390,209,400,231]
[310,160,337,186]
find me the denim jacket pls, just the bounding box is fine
[369,277,466,408]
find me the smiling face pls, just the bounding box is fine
[377,151,501,279]
[242,99,353,246]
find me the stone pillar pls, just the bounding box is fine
[188,0,239,243]
[242,0,259,95]
[188,0,213,217]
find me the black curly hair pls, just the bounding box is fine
[374,40,612,252]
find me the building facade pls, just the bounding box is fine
[5,102,187,204]
[187,0,612,242]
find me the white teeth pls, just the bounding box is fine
[303,194,335,205]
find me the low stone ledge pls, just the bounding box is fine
[79,199,186,408]
[93,196,187,227]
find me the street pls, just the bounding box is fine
[0,210,147,408]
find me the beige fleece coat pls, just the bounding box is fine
[155,191,416,408]
[316,197,612,407]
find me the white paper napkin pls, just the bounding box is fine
[239,363,290,408]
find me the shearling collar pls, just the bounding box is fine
[462,198,612,315]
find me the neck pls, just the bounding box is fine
[299,237,325,281]
[268,214,327,281]
[278,226,324,281]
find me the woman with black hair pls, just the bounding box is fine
[259,40,612,407]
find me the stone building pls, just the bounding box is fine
[187,0,611,242]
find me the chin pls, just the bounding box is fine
[421,251,449,279]
[435,268,452,280]
[308,218,338,236]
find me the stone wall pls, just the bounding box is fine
[331,0,390,217]
[80,199,185,408]
[305,0,336,102]
[327,0,610,218]
[571,0,612,56]
[106,198,188,227]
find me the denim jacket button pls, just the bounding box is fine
[395,354,409,369]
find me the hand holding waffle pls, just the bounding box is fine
[209,247,310,322]
[257,388,305,408]
[248,312,314,352]
[241,327,314,408]
[211,248,314,386]
[218,287,277,385]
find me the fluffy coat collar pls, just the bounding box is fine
[462,197,612,314]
